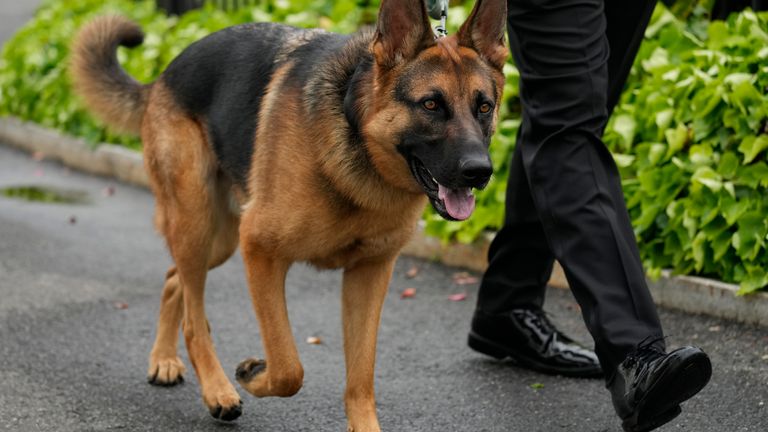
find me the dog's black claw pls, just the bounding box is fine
[209,404,222,419]
[236,358,267,383]
[148,373,184,387]
[209,401,243,422]
[161,378,181,387]
[221,402,243,421]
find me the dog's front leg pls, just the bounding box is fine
[236,239,304,398]
[342,256,397,432]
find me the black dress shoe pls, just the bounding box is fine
[609,339,712,432]
[468,308,603,378]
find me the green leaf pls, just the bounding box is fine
[691,231,707,271]
[649,143,667,165]
[735,162,768,188]
[613,153,636,168]
[723,181,735,197]
[717,152,740,178]
[642,47,670,71]
[655,109,674,131]
[723,72,754,87]
[735,211,768,260]
[665,123,688,157]
[737,134,768,164]
[707,20,729,50]
[691,166,723,192]
[720,195,750,225]
[710,229,733,261]
[738,265,768,295]
[689,144,713,165]
[612,114,637,150]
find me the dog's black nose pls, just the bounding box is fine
[458,156,493,187]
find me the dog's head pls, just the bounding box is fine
[349,0,507,221]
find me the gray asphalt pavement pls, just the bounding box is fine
[1,144,767,432]
[0,0,38,43]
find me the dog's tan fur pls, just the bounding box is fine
[70,1,507,430]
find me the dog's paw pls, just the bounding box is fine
[235,358,267,384]
[147,356,186,386]
[201,378,242,422]
[235,357,303,397]
[208,398,243,422]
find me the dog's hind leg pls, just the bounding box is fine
[142,88,242,421]
[147,266,186,386]
[147,179,241,387]
[165,182,242,421]
[235,223,303,398]
[341,257,397,432]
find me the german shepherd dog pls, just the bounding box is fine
[71,0,507,429]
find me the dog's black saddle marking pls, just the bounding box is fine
[161,23,291,187]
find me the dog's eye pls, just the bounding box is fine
[479,103,492,114]
[423,99,438,111]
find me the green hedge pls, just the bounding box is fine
[1,0,767,293]
[604,6,768,294]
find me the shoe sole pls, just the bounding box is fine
[622,349,712,432]
[624,405,682,432]
[468,331,603,378]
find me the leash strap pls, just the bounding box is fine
[427,0,449,38]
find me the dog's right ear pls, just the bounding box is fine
[373,0,436,69]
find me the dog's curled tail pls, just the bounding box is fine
[70,16,149,135]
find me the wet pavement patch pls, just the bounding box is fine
[1,185,89,204]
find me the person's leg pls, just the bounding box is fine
[471,135,601,378]
[477,0,657,314]
[506,0,661,376]
[476,139,554,313]
[501,1,710,430]
[472,0,660,378]
[605,0,658,114]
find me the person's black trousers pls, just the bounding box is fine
[476,0,662,376]
[712,0,768,20]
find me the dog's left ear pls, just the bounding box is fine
[457,0,508,70]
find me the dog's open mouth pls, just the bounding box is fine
[408,157,476,221]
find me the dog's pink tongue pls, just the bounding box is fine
[437,184,475,221]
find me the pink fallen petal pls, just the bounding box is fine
[102,186,115,197]
[448,293,467,302]
[400,287,416,299]
[405,266,419,279]
[453,272,479,285]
